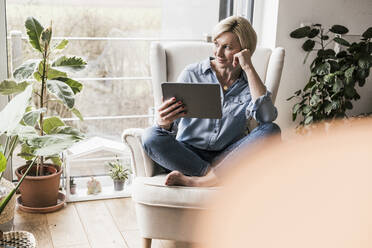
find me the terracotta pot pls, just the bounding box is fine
[15,164,62,208]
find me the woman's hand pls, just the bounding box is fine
[156,97,187,130]
[233,49,254,71]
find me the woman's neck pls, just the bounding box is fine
[211,60,242,88]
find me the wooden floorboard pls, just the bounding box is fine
[12,198,195,248]
[13,209,54,248]
[46,203,90,248]
[75,200,128,248]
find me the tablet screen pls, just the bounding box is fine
[161,82,222,119]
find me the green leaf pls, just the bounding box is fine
[13,59,39,81]
[18,144,35,161]
[336,51,347,58]
[50,126,84,138]
[304,116,313,125]
[22,108,46,126]
[303,106,311,114]
[317,49,336,58]
[362,27,372,38]
[71,108,84,121]
[358,55,370,69]
[46,80,75,108]
[302,39,315,52]
[290,26,311,39]
[358,78,366,87]
[345,101,353,110]
[310,95,320,106]
[0,86,32,136]
[332,77,343,93]
[52,56,87,72]
[0,80,30,95]
[315,62,331,75]
[54,77,83,94]
[25,17,44,52]
[0,152,6,173]
[49,157,62,166]
[28,134,83,156]
[34,62,67,82]
[292,112,297,122]
[293,103,301,114]
[42,116,65,135]
[40,26,52,49]
[356,68,368,80]
[324,102,333,114]
[329,25,349,34]
[345,67,355,79]
[321,35,329,40]
[334,37,350,47]
[307,29,320,38]
[324,74,335,83]
[345,86,356,98]
[54,39,68,50]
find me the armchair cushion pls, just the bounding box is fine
[133,175,219,209]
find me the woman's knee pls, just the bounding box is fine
[253,122,281,136]
[141,126,172,152]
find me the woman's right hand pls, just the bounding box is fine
[156,97,187,130]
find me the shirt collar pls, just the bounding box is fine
[201,57,214,74]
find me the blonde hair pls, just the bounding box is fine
[212,16,257,54]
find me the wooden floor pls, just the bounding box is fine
[13,198,194,248]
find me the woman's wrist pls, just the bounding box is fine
[158,123,172,131]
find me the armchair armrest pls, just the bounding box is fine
[122,128,155,177]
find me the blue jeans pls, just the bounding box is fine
[142,123,280,177]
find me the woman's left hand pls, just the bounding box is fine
[233,49,253,71]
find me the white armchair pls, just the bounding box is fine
[122,42,285,248]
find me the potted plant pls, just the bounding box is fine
[287,24,372,129]
[69,177,76,195]
[0,16,86,211]
[107,158,130,191]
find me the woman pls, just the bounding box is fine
[142,16,280,187]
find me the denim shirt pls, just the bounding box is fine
[161,57,278,151]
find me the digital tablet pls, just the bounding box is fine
[161,82,222,119]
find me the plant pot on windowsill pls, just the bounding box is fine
[113,179,125,191]
[0,179,16,232]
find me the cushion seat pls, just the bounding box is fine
[132,175,220,209]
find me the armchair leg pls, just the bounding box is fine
[142,238,152,248]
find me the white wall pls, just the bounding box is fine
[256,0,372,129]
[161,0,219,39]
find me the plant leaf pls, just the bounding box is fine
[362,27,372,39]
[334,37,350,47]
[25,17,44,52]
[0,86,32,136]
[0,80,30,95]
[40,25,52,49]
[13,59,39,81]
[0,152,6,173]
[28,134,83,156]
[304,116,313,125]
[22,108,46,126]
[302,39,315,51]
[42,116,65,135]
[49,157,62,166]
[315,62,331,75]
[54,39,68,50]
[71,108,84,121]
[46,80,75,108]
[332,77,343,93]
[290,26,311,39]
[50,126,84,138]
[18,144,35,161]
[54,77,83,94]
[34,62,67,82]
[329,25,349,34]
[307,29,320,38]
[52,56,87,72]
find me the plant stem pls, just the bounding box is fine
[38,44,49,176]
[0,157,37,215]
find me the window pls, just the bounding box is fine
[3,0,219,182]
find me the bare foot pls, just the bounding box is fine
[165,171,196,186]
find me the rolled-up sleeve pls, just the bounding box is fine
[246,91,278,123]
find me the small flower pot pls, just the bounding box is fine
[113,180,125,191]
[70,184,77,195]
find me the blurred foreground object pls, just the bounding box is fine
[198,118,372,248]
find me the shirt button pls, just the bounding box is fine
[214,129,218,133]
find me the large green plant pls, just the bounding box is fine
[0,16,86,177]
[287,24,372,127]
